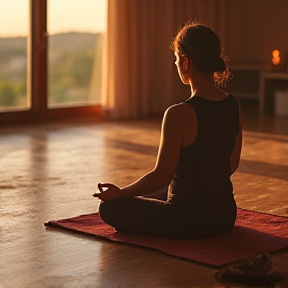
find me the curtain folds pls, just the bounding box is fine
[101,0,228,119]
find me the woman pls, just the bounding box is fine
[93,22,243,239]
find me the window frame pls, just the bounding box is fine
[0,0,103,125]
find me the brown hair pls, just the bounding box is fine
[171,21,232,89]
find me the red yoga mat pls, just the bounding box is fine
[45,208,288,267]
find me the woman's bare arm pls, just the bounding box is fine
[230,100,243,175]
[95,104,186,201]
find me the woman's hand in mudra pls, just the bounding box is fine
[93,183,121,201]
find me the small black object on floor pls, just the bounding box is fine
[215,253,285,286]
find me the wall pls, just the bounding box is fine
[102,0,288,118]
[226,0,288,66]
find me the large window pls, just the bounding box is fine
[48,0,106,108]
[0,0,106,125]
[0,0,30,112]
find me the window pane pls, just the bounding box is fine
[0,0,30,112]
[48,0,107,108]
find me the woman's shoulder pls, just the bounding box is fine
[164,102,197,127]
[166,101,196,115]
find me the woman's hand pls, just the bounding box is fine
[93,183,121,201]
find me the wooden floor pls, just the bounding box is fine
[1,101,288,288]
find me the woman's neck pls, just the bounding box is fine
[188,73,226,100]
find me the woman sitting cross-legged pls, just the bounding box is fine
[93,22,243,239]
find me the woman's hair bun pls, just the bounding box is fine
[212,57,226,73]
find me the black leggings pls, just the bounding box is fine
[98,195,237,239]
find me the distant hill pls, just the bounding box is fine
[0,32,104,106]
[0,32,103,58]
[48,32,102,51]
[0,37,26,58]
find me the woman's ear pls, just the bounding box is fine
[182,56,189,72]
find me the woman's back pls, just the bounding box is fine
[170,94,239,204]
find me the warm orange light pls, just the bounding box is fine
[272,57,281,65]
[272,49,280,58]
[272,50,281,65]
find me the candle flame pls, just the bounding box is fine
[272,50,280,58]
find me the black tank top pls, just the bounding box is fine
[169,94,239,205]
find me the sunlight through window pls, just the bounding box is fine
[47,0,107,108]
[0,0,30,112]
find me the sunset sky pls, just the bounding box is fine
[0,0,107,37]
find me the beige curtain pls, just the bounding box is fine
[101,0,228,119]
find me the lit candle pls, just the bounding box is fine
[272,50,280,65]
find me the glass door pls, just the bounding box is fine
[47,0,106,108]
[0,0,107,125]
[0,0,30,112]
